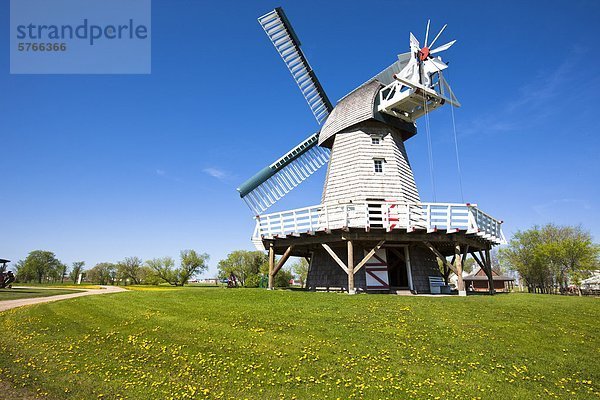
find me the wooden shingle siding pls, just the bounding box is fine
[319,81,381,147]
[305,243,442,293]
[408,245,443,293]
[306,246,367,291]
[322,122,421,205]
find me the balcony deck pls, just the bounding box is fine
[252,202,505,250]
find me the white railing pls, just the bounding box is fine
[253,201,506,245]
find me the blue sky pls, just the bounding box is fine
[1,0,599,277]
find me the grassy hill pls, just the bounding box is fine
[0,288,598,399]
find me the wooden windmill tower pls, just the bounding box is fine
[237,8,505,295]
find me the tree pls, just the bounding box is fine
[59,262,69,283]
[217,250,267,286]
[179,250,209,285]
[70,261,85,284]
[139,265,162,285]
[490,249,504,274]
[291,259,309,287]
[462,258,475,274]
[117,257,144,285]
[500,224,599,294]
[146,257,176,284]
[13,260,31,283]
[19,250,63,283]
[86,263,117,285]
[147,250,209,286]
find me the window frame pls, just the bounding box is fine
[373,158,384,173]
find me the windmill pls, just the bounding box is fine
[237,8,505,295]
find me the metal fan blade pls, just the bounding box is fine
[237,133,330,214]
[409,32,420,51]
[258,8,333,125]
[424,19,431,47]
[428,24,447,48]
[430,40,456,54]
[429,57,448,71]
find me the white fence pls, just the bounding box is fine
[253,202,505,245]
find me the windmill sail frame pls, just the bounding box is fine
[237,133,330,215]
[237,7,335,214]
[258,7,333,124]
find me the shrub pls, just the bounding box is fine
[244,274,261,288]
[274,270,292,288]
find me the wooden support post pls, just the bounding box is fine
[347,240,355,294]
[268,243,275,290]
[404,246,414,291]
[272,245,294,277]
[471,251,486,271]
[473,250,494,295]
[461,245,470,266]
[455,243,466,296]
[321,243,348,273]
[445,255,456,285]
[485,247,494,295]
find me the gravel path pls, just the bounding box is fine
[0,286,127,312]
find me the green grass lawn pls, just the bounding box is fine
[0,289,598,399]
[0,288,80,301]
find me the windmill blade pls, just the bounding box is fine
[428,24,447,48]
[428,57,448,71]
[424,19,431,47]
[258,8,333,125]
[237,133,330,214]
[409,32,420,51]
[430,40,456,55]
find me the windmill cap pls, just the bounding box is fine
[318,81,416,148]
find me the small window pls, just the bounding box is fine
[373,159,383,173]
[371,136,380,145]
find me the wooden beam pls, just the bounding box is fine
[405,246,414,291]
[461,245,470,265]
[477,250,494,283]
[478,250,487,268]
[269,231,488,251]
[471,251,486,270]
[321,243,348,274]
[272,245,294,277]
[485,247,494,295]
[347,240,355,294]
[423,241,457,275]
[353,240,385,274]
[268,243,275,290]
